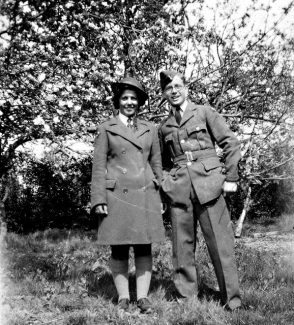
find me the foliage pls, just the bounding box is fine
[5,154,93,233]
[3,227,294,324]
[0,0,294,228]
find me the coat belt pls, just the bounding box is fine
[173,148,217,165]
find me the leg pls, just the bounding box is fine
[134,244,152,313]
[110,245,130,302]
[134,244,152,300]
[170,200,198,298]
[195,195,241,309]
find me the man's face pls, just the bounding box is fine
[163,75,188,107]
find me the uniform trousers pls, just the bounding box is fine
[170,186,241,309]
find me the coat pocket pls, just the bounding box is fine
[106,179,117,190]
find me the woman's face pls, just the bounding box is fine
[118,89,139,117]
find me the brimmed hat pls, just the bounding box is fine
[111,77,148,106]
[160,70,180,91]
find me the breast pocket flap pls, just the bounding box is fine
[187,124,206,135]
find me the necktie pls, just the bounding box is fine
[127,117,133,129]
[174,106,182,125]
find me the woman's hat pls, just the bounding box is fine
[111,77,148,105]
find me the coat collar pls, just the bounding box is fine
[180,101,198,126]
[165,101,198,128]
[104,116,150,148]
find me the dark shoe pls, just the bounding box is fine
[137,297,152,313]
[118,298,129,311]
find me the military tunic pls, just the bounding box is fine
[159,101,242,309]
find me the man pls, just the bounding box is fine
[158,70,242,311]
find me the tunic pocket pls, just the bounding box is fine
[201,157,223,173]
[187,124,207,149]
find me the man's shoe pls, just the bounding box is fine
[118,298,130,311]
[137,297,152,313]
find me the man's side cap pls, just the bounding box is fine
[111,77,148,104]
[160,70,180,91]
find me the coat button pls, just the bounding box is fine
[180,139,185,144]
[196,126,200,131]
[122,168,127,174]
[122,150,126,154]
[187,162,192,166]
[123,188,128,194]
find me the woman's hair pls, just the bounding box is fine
[112,85,145,110]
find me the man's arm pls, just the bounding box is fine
[205,106,241,182]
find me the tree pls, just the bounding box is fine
[1,0,294,232]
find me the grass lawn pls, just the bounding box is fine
[1,218,294,325]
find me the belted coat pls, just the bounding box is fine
[91,116,165,245]
[159,102,241,207]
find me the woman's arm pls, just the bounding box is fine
[149,126,163,184]
[91,125,108,212]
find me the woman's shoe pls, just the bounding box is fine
[118,298,130,311]
[137,298,152,313]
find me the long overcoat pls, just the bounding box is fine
[159,102,241,207]
[91,116,165,245]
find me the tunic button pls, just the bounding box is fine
[122,168,127,174]
[180,139,185,144]
[196,126,200,131]
[187,162,192,166]
[123,188,128,194]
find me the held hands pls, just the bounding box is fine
[95,204,108,215]
[222,181,238,197]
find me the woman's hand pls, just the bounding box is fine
[95,204,108,215]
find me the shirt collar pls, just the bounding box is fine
[180,100,188,113]
[118,112,133,126]
[171,99,188,116]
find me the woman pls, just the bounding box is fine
[91,77,165,313]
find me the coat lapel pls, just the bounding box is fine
[165,112,179,128]
[105,117,143,148]
[136,120,151,138]
[180,102,197,127]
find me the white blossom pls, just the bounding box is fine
[33,116,45,125]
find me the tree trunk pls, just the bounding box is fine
[235,185,252,238]
[0,182,9,236]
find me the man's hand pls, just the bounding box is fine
[95,204,108,215]
[222,181,238,197]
